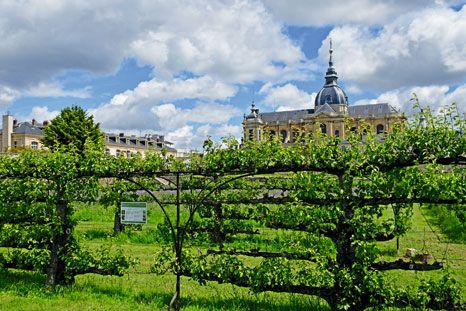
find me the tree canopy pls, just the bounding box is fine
[41,106,104,153]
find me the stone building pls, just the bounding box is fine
[0,114,177,157]
[104,132,176,157]
[1,115,46,152]
[243,42,405,144]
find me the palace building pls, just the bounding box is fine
[243,42,405,144]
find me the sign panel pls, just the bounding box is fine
[121,202,147,224]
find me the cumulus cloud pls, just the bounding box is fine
[129,0,305,83]
[22,106,60,122]
[259,83,315,111]
[319,5,466,91]
[262,0,451,26]
[0,0,140,89]
[354,84,466,115]
[166,124,242,151]
[25,82,91,98]
[0,0,307,97]
[151,103,240,131]
[0,87,20,106]
[90,76,238,135]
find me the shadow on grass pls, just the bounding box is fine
[423,205,466,243]
[179,292,330,311]
[78,278,329,311]
[0,269,45,296]
[0,269,329,311]
[377,246,399,258]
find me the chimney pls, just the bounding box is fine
[2,115,13,151]
[32,119,36,126]
[43,120,49,126]
[119,133,124,137]
[13,119,18,126]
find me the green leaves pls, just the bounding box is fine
[41,106,104,154]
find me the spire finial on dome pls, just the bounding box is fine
[329,37,333,65]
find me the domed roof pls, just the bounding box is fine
[315,39,348,107]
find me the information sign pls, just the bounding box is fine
[121,202,147,224]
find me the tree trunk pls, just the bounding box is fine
[113,208,125,234]
[169,272,181,311]
[212,202,225,249]
[46,200,72,286]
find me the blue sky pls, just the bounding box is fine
[1,0,465,150]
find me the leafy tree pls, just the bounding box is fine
[0,145,135,285]
[41,105,104,154]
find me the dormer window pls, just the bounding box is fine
[325,95,332,104]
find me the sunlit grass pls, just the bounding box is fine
[1,202,465,310]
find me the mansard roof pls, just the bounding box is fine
[259,109,314,123]
[245,103,397,123]
[14,122,45,136]
[348,103,398,117]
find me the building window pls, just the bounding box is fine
[376,124,384,134]
[126,151,131,158]
[320,123,327,134]
[116,149,120,157]
[249,129,254,141]
[325,95,332,104]
[105,149,110,155]
[31,141,38,150]
[269,130,275,138]
[335,130,340,138]
[280,130,287,143]
[14,141,17,148]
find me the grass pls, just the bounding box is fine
[1,202,465,310]
[377,204,466,292]
[0,269,329,311]
[424,204,466,243]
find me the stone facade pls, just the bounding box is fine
[104,133,177,157]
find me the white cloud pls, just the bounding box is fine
[166,124,242,150]
[259,83,315,111]
[129,0,306,83]
[320,5,466,91]
[90,76,238,131]
[22,106,60,122]
[25,82,91,98]
[0,0,140,89]
[354,84,466,115]
[262,0,451,26]
[151,103,240,131]
[0,87,19,106]
[0,0,306,91]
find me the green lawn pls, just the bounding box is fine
[1,203,465,310]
